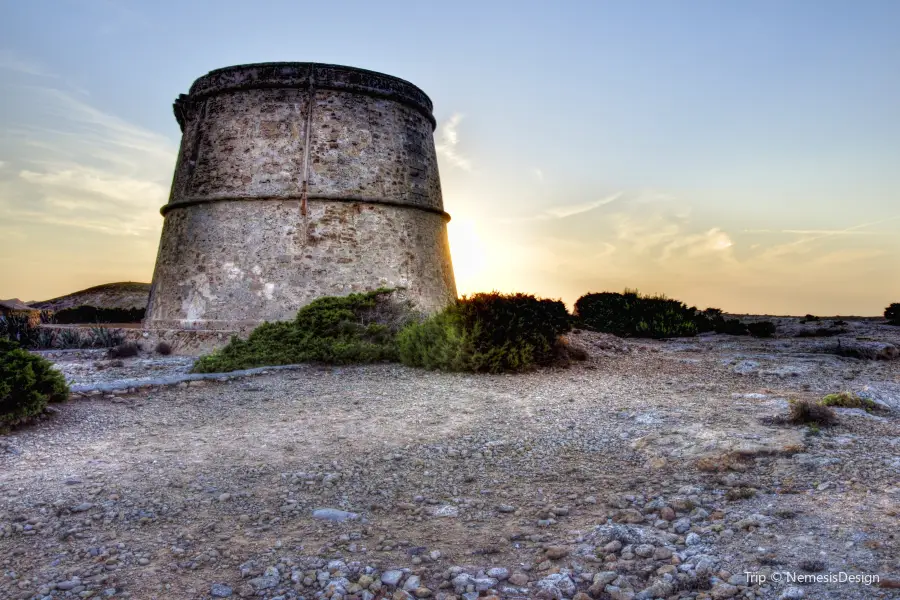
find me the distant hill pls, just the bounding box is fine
[29,282,151,311]
[0,298,35,311]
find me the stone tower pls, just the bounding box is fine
[145,63,457,332]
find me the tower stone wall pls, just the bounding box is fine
[145,63,457,331]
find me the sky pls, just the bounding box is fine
[1,0,898,316]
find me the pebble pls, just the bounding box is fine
[710,583,739,599]
[312,508,359,522]
[673,518,691,534]
[545,546,569,559]
[381,569,404,587]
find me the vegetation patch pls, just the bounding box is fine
[747,321,777,338]
[155,341,172,356]
[574,290,762,338]
[787,398,838,427]
[0,338,69,429]
[1,312,125,349]
[398,292,571,373]
[192,289,413,373]
[820,391,882,412]
[107,342,141,359]
[886,303,900,326]
[574,290,700,338]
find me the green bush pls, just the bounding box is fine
[192,289,412,373]
[747,321,777,338]
[398,292,571,373]
[0,338,69,428]
[886,303,900,325]
[693,308,725,334]
[53,305,145,324]
[717,318,750,336]
[574,290,698,338]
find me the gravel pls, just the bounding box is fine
[2,320,899,599]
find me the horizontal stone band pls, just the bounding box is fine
[160,194,451,221]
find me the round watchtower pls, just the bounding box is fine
[145,62,457,331]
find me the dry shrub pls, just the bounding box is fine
[107,342,141,359]
[788,398,838,426]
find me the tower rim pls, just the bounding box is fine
[177,62,435,130]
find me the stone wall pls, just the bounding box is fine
[146,63,456,332]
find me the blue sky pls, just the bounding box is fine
[1,0,898,314]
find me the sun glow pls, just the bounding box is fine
[446,216,490,296]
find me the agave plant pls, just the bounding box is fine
[58,328,88,349]
[0,314,41,348]
[90,326,125,348]
[35,328,58,349]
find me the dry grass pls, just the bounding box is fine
[788,398,838,426]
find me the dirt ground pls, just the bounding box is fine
[1,319,899,600]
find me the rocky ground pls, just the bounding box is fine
[1,319,899,600]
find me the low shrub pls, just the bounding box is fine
[53,306,145,324]
[801,314,820,323]
[0,338,69,429]
[693,308,725,334]
[747,321,776,338]
[717,318,750,336]
[788,398,838,426]
[886,303,900,325]
[107,342,141,359]
[398,292,571,373]
[574,290,698,339]
[192,289,413,373]
[820,391,881,412]
[155,341,172,355]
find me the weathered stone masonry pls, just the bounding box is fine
[145,63,457,331]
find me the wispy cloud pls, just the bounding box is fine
[0,49,56,77]
[0,81,177,238]
[533,168,544,182]
[435,113,472,171]
[545,192,622,219]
